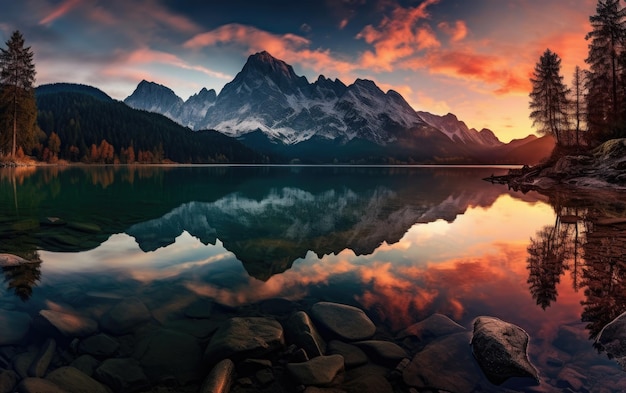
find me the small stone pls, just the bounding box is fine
[16,377,68,393]
[199,358,234,393]
[28,338,56,377]
[289,348,310,363]
[94,358,150,393]
[398,314,466,341]
[162,318,220,339]
[70,355,100,377]
[470,316,539,385]
[78,334,120,357]
[287,354,345,386]
[237,377,254,387]
[256,368,275,386]
[310,302,375,341]
[286,311,326,358]
[0,311,31,345]
[39,310,97,337]
[0,369,17,393]
[12,349,38,379]
[46,366,109,393]
[100,297,151,335]
[203,317,284,364]
[326,340,368,369]
[353,340,408,367]
[553,324,590,355]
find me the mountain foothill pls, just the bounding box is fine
[36,51,553,164]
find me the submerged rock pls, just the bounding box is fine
[287,354,345,386]
[285,311,327,358]
[100,297,151,335]
[403,332,486,392]
[310,302,375,341]
[78,334,120,358]
[39,309,98,337]
[353,340,407,367]
[134,328,202,385]
[94,358,150,393]
[398,313,466,341]
[16,377,68,393]
[470,316,539,385]
[0,310,31,345]
[46,366,109,393]
[28,338,56,377]
[326,340,368,369]
[203,317,284,364]
[596,311,626,369]
[199,358,234,393]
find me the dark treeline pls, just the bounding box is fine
[35,85,270,164]
[530,0,626,149]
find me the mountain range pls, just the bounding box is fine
[125,51,554,164]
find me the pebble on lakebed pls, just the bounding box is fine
[0,275,619,393]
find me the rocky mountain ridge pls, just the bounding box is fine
[125,51,502,148]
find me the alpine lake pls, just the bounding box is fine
[1,165,625,393]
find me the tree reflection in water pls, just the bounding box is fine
[527,191,626,344]
[1,250,42,301]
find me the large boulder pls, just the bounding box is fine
[0,310,31,345]
[470,316,539,385]
[203,317,284,364]
[310,302,375,341]
[596,311,626,369]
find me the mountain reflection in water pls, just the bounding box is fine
[1,166,625,391]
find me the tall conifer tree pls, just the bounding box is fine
[0,30,37,158]
[585,0,626,142]
[529,49,570,145]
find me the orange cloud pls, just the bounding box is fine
[356,0,441,71]
[438,20,468,42]
[39,0,82,25]
[184,23,356,78]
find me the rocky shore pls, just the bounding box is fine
[0,262,545,393]
[485,138,626,192]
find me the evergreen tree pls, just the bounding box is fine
[0,31,37,157]
[529,49,570,145]
[571,66,586,146]
[584,0,626,142]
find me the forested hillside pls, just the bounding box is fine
[35,84,269,164]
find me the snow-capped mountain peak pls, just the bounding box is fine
[124,51,502,148]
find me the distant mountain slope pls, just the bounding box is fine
[36,84,268,163]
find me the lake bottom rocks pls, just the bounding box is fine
[1,294,615,393]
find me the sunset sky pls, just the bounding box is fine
[1,0,596,142]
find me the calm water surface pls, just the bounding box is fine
[0,165,624,392]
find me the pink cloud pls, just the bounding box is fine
[184,23,356,77]
[124,48,231,80]
[438,20,468,42]
[39,0,82,26]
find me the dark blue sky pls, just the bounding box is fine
[0,0,595,141]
